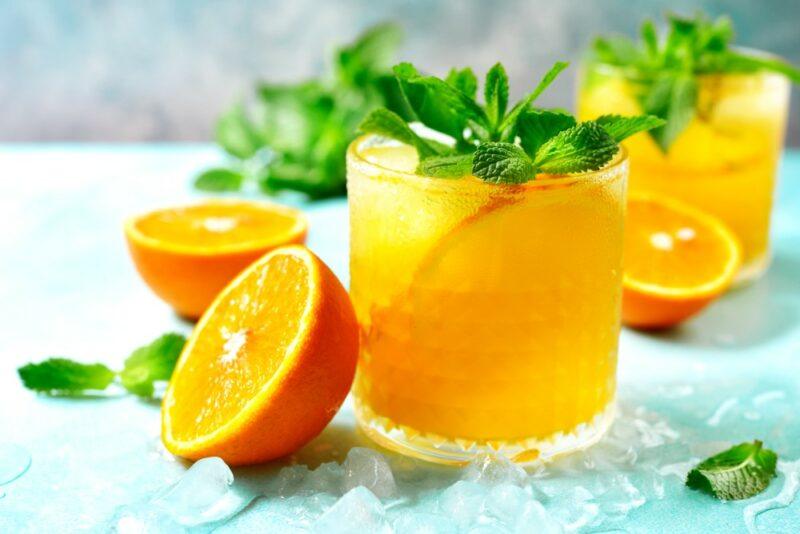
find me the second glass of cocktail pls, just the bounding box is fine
[348,61,661,464]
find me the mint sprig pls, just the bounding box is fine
[196,23,405,199]
[589,13,800,151]
[686,440,778,500]
[360,61,662,184]
[18,333,186,398]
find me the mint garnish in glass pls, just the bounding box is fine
[588,13,800,151]
[359,61,663,184]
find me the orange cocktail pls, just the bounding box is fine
[578,63,790,283]
[348,135,628,464]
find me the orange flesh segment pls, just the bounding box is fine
[166,251,310,442]
[624,196,741,295]
[133,201,303,251]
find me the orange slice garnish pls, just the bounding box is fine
[162,245,358,465]
[125,200,307,318]
[623,194,741,329]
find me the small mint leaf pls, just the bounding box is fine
[446,67,478,99]
[394,63,490,140]
[594,114,666,142]
[120,333,186,398]
[686,440,778,500]
[194,168,244,192]
[215,103,263,159]
[472,142,535,184]
[643,73,698,152]
[517,110,576,157]
[484,63,509,127]
[499,62,569,140]
[641,19,659,58]
[417,154,474,178]
[533,122,618,174]
[18,359,115,394]
[359,108,442,158]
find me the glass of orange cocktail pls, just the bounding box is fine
[578,63,789,283]
[348,136,629,464]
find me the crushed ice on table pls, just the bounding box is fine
[109,457,252,532]
[341,447,397,498]
[104,385,799,532]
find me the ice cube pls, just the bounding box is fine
[439,481,487,528]
[313,487,390,533]
[462,453,527,487]
[546,486,599,531]
[341,447,397,498]
[305,462,345,494]
[594,474,646,519]
[392,511,459,533]
[485,484,530,523]
[154,457,244,525]
[514,500,563,533]
[274,465,312,496]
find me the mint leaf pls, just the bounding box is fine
[335,23,402,87]
[499,62,569,140]
[533,122,618,174]
[714,52,800,84]
[472,142,535,184]
[215,103,263,159]
[642,73,698,152]
[18,359,115,394]
[417,154,474,178]
[446,67,478,99]
[594,114,667,142]
[484,63,509,127]
[394,62,490,140]
[194,168,244,192]
[687,440,778,500]
[359,108,442,158]
[517,110,576,157]
[120,333,186,398]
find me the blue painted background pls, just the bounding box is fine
[0,0,798,144]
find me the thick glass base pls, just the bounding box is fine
[733,251,771,287]
[354,399,616,466]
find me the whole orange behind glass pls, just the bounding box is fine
[347,135,629,464]
[578,61,791,283]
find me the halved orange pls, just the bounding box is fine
[162,245,358,465]
[125,200,307,319]
[623,194,741,329]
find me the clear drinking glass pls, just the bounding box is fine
[578,56,791,283]
[347,135,629,464]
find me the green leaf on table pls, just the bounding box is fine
[517,110,576,157]
[594,114,667,143]
[120,333,187,397]
[686,440,778,500]
[194,168,244,192]
[533,122,618,174]
[18,359,115,394]
[472,142,535,184]
[215,103,263,159]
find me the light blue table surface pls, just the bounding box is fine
[1,145,799,533]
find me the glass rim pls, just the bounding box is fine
[347,134,629,193]
[583,45,790,81]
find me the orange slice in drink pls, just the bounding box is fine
[623,194,741,329]
[125,200,307,319]
[162,245,358,465]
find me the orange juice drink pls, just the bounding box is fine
[348,135,628,464]
[578,63,790,283]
